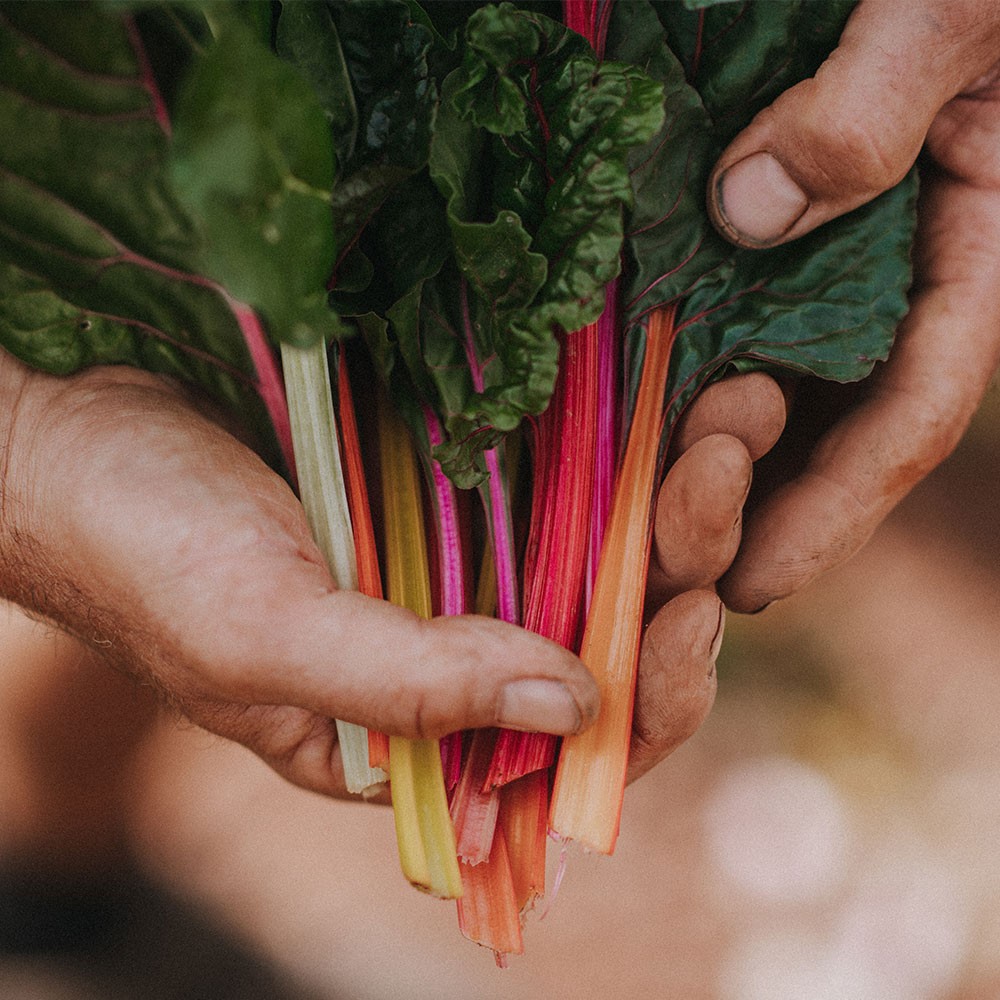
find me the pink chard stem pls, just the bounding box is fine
[423,407,471,792]
[126,19,296,481]
[458,280,521,626]
[487,323,599,789]
[228,298,297,484]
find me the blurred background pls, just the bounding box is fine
[2,374,1000,1000]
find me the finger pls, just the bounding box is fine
[201,584,601,742]
[6,367,600,744]
[721,170,1000,612]
[707,0,1000,248]
[628,590,722,784]
[188,701,362,800]
[647,434,752,610]
[671,371,788,461]
[187,699,396,803]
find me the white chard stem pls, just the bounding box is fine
[280,339,386,794]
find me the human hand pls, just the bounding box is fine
[0,344,780,798]
[700,0,1000,614]
[629,372,787,782]
[0,351,605,801]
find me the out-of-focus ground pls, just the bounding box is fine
[3,377,1000,1000]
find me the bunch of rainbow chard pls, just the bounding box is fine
[0,0,916,961]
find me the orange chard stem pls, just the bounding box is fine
[500,770,549,914]
[456,821,525,963]
[336,348,383,601]
[549,304,678,854]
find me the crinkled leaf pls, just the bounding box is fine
[278,0,440,292]
[334,173,451,320]
[665,177,917,425]
[391,3,664,486]
[608,0,913,429]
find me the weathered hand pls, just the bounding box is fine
[0,352,600,800]
[703,0,1000,613]
[629,372,787,782]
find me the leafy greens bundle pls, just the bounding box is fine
[0,0,916,961]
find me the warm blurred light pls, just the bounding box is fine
[825,826,971,1000]
[703,754,850,903]
[707,756,972,1000]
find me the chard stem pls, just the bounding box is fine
[457,278,520,625]
[378,391,463,899]
[486,323,599,789]
[232,300,296,480]
[280,339,385,794]
[549,304,679,855]
[586,280,620,607]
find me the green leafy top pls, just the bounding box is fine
[0,0,915,486]
[0,1,343,461]
[378,3,666,485]
[610,0,914,428]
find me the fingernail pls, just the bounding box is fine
[709,600,726,664]
[497,679,585,735]
[715,152,808,247]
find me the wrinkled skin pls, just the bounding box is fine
[703,0,1000,614]
[0,345,752,801]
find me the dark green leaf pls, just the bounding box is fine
[408,3,664,485]
[169,18,339,347]
[277,0,440,291]
[0,2,269,434]
[275,2,358,166]
[664,176,918,428]
[607,0,913,433]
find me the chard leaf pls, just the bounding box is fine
[0,2,267,429]
[608,0,915,426]
[169,18,340,347]
[382,3,665,486]
[277,0,440,293]
[275,2,358,167]
[665,177,917,424]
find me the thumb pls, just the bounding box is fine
[184,595,603,799]
[707,0,1000,248]
[234,586,602,741]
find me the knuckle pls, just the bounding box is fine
[910,399,969,469]
[767,69,923,201]
[810,110,913,197]
[409,688,436,740]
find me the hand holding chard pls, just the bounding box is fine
[0,0,920,962]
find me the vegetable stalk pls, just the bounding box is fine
[334,352,391,772]
[280,339,385,795]
[549,304,678,854]
[377,391,463,899]
[486,324,598,788]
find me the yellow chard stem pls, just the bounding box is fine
[378,393,463,900]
